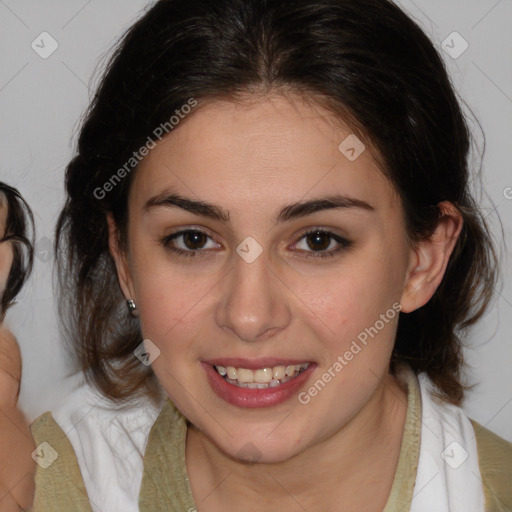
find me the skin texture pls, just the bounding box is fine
[0,193,13,301]
[109,92,463,511]
[0,193,35,511]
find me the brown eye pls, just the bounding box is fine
[305,231,332,251]
[161,229,220,258]
[182,231,208,250]
[293,229,352,259]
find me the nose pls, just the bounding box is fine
[215,248,292,342]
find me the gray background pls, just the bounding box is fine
[0,0,511,442]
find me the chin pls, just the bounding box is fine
[205,426,309,465]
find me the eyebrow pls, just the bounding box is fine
[143,190,375,223]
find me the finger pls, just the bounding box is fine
[0,406,36,510]
[0,479,24,512]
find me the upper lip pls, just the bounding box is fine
[204,358,313,369]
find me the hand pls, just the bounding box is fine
[0,191,35,511]
[0,195,19,408]
[0,194,19,408]
[0,327,35,512]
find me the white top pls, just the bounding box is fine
[410,372,485,511]
[51,368,485,512]
[52,374,163,512]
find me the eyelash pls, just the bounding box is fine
[160,228,352,260]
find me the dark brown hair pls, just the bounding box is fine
[55,0,499,406]
[0,183,34,322]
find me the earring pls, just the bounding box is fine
[127,299,137,316]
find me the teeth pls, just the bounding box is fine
[272,366,286,380]
[237,368,254,383]
[215,362,309,388]
[286,365,296,376]
[254,368,273,383]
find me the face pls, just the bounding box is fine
[113,92,418,463]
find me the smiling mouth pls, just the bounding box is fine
[213,363,310,389]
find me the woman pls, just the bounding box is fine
[7,0,512,510]
[0,182,35,511]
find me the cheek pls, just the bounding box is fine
[136,269,206,344]
[134,263,204,404]
[293,248,402,342]
[130,245,218,360]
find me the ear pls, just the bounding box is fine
[400,201,463,313]
[107,213,136,305]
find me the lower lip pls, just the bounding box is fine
[202,362,316,408]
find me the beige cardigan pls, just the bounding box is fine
[30,366,512,511]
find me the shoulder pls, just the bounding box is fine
[411,369,508,510]
[31,410,63,441]
[469,419,512,512]
[31,374,165,512]
[138,399,193,510]
[30,411,92,512]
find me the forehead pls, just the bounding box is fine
[131,93,399,215]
